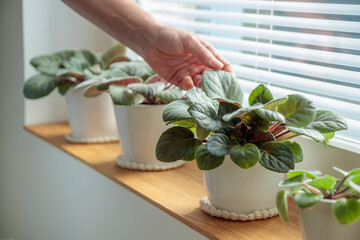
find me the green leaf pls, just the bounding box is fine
[23,74,57,99]
[333,167,360,178]
[322,132,335,145]
[185,87,208,103]
[162,100,192,123]
[279,174,305,187]
[53,50,75,61]
[196,124,210,141]
[276,190,290,223]
[248,84,274,106]
[156,88,183,103]
[218,101,241,126]
[37,60,61,75]
[259,142,295,173]
[282,141,303,163]
[109,85,144,105]
[182,140,202,161]
[222,104,264,122]
[101,43,126,68]
[110,61,153,80]
[96,77,143,91]
[206,133,232,157]
[127,82,165,98]
[332,198,360,225]
[230,143,260,169]
[348,175,360,193]
[294,192,323,208]
[195,145,225,170]
[73,78,99,92]
[247,131,275,147]
[63,57,88,74]
[264,97,288,111]
[303,110,348,133]
[255,108,285,123]
[58,81,74,96]
[30,54,61,68]
[277,94,316,127]
[242,111,270,132]
[309,175,336,190]
[287,126,325,142]
[288,170,321,179]
[74,50,98,66]
[188,101,221,131]
[171,119,196,128]
[202,70,243,103]
[156,126,197,162]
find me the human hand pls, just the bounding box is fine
[140,25,233,90]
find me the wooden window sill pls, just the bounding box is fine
[24,122,301,240]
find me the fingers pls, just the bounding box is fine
[182,34,224,70]
[169,69,194,90]
[199,39,233,73]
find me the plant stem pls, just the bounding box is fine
[269,122,282,132]
[302,184,322,195]
[335,186,350,196]
[332,191,354,200]
[335,176,348,193]
[272,125,287,136]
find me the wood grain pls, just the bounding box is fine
[24,122,301,240]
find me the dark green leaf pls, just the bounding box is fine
[230,143,260,169]
[30,54,61,68]
[188,101,221,131]
[218,101,241,126]
[156,126,197,162]
[58,81,74,96]
[23,74,57,99]
[53,50,75,61]
[206,133,232,157]
[195,145,225,170]
[287,126,325,142]
[182,140,202,161]
[332,198,360,225]
[109,85,144,105]
[303,110,348,133]
[294,192,323,208]
[256,108,285,123]
[259,142,295,173]
[247,131,275,147]
[202,70,243,103]
[248,84,274,106]
[128,82,165,98]
[282,141,303,163]
[277,94,316,127]
[222,104,264,122]
[276,190,290,223]
[156,88,183,103]
[185,87,208,103]
[162,100,192,123]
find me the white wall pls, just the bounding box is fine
[0,1,206,239]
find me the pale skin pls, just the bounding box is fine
[62,0,232,90]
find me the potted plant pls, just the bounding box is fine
[155,70,347,220]
[23,43,129,143]
[76,61,185,170]
[276,167,360,240]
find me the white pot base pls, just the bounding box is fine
[65,134,119,144]
[200,196,278,221]
[115,154,185,171]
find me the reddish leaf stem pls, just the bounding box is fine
[269,122,282,132]
[302,184,322,195]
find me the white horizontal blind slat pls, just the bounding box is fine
[150,0,360,16]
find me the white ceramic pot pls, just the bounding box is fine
[298,199,360,240]
[113,104,184,170]
[203,156,283,218]
[65,87,118,142]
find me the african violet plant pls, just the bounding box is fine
[276,167,360,224]
[74,61,183,105]
[23,43,128,99]
[155,70,347,172]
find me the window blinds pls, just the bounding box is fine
[140,0,360,146]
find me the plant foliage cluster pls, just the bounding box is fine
[276,167,360,225]
[156,70,347,172]
[23,43,129,99]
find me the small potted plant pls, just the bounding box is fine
[23,43,129,143]
[276,167,360,240]
[155,70,347,220]
[76,61,185,170]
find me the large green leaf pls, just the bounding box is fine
[218,101,241,126]
[30,54,61,68]
[53,50,75,61]
[109,85,144,105]
[259,142,295,173]
[222,104,264,122]
[182,140,202,161]
[188,101,221,131]
[63,57,88,74]
[127,82,165,98]
[110,61,154,80]
[195,145,225,170]
[162,100,192,123]
[156,126,197,162]
[206,133,232,157]
[255,108,285,123]
[294,192,323,209]
[248,84,274,106]
[277,94,316,127]
[302,110,348,133]
[287,126,325,142]
[332,198,360,225]
[156,88,183,103]
[37,61,61,75]
[202,70,244,103]
[276,190,290,223]
[74,50,98,66]
[230,143,260,169]
[185,87,208,103]
[282,141,303,163]
[309,175,336,190]
[23,74,58,99]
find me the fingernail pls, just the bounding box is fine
[210,59,224,69]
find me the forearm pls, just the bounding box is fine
[62,0,160,56]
